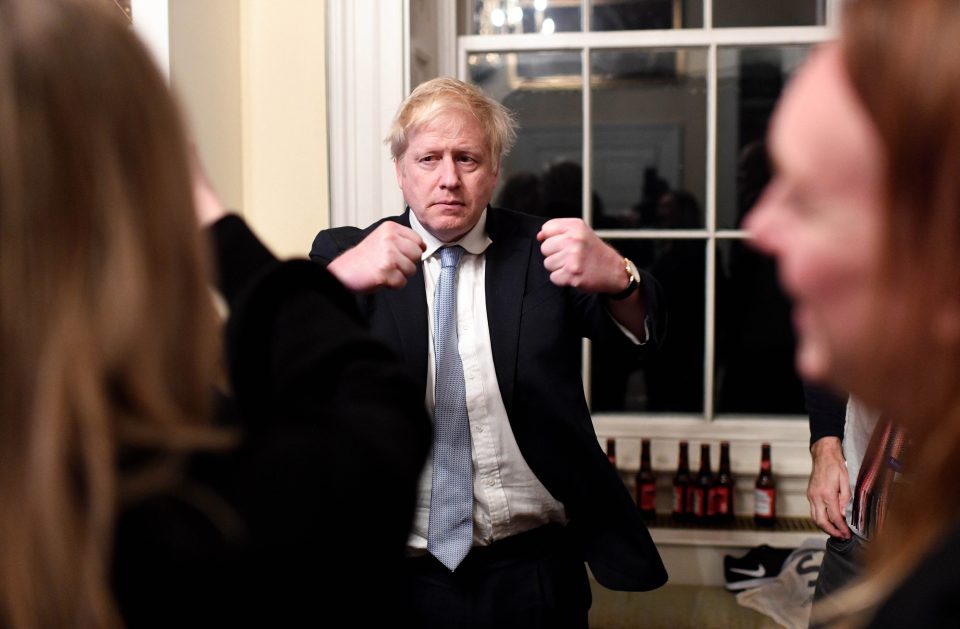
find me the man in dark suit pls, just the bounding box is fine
[311,77,667,628]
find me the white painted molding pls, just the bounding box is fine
[436,0,458,78]
[652,526,823,549]
[131,0,170,79]
[327,0,409,229]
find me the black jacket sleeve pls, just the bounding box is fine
[209,214,431,623]
[804,380,847,447]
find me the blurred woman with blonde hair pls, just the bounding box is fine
[0,0,429,626]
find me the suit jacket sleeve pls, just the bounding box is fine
[804,381,847,446]
[568,268,666,362]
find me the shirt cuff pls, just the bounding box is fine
[608,312,650,346]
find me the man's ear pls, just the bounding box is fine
[394,158,404,190]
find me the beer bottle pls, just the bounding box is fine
[692,443,713,524]
[636,438,657,520]
[672,441,690,522]
[710,441,735,525]
[606,438,617,467]
[754,443,776,527]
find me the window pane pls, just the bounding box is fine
[714,239,804,415]
[469,51,584,217]
[466,0,581,35]
[591,0,703,31]
[592,238,705,413]
[713,0,825,27]
[590,48,707,230]
[716,45,810,229]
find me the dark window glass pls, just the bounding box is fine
[469,51,584,217]
[590,48,707,229]
[591,0,704,31]
[716,45,810,229]
[592,238,706,413]
[714,239,805,415]
[713,0,825,27]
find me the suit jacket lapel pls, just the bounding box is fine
[485,209,532,417]
[383,264,428,395]
[382,209,429,394]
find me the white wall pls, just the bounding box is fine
[239,0,329,256]
[169,0,244,214]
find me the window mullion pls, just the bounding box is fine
[705,40,718,422]
[581,23,593,405]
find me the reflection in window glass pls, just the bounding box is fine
[592,238,705,413]
[592,0,703,31]
[716,45,809,229]
[590,48,707,229]
[713,0,825,27]
[467,0,581,35]
[714,239,804,415]
[469,51,584,217]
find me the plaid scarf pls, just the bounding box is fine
[851,416,906,539]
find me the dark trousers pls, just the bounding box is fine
[404,524,591,629]
[810,534,868,628]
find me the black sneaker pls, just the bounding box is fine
[723,544,794,591]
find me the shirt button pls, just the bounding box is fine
[485,479,495,487]
[477,425,485,433]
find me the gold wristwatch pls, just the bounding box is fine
[607,257,641,300]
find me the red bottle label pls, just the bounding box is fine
[640,483,657,511]
[685,485,697,513]
[709,486,730,516]
[673,486,685,513]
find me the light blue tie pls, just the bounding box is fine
[427,245,473,571]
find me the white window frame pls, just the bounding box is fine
[456,1,841,481]
[326,0,411,230]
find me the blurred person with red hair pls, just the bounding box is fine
[747,1,960,625]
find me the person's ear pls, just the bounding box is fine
[394,158,403,190]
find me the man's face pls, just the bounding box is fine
[395,110,499,243]
[745,45,885,390]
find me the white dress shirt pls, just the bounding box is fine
[406,209,567,553]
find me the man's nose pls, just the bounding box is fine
[438,155,461,188]
[743,182,784,256]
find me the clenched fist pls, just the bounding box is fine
[327,222,426,292]
[536,218,628,294]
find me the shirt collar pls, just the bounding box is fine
[408,207,492,261]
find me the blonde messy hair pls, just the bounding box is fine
[386,77,518,166]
